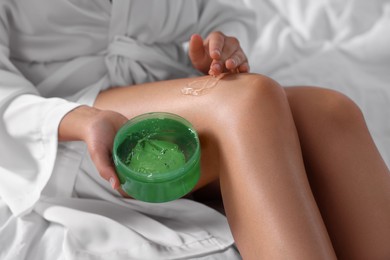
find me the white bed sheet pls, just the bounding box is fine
[245,0,390,167]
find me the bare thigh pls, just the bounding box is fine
[286,86,390,259]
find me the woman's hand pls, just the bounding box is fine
[188,32,250,76]
[59,106,128,192]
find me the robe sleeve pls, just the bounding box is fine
[163,0,258,55]
[194,0,258,56]
[0,12,81,216]
[111,0,257,52]
[107,0,258,85]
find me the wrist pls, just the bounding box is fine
[58,105,101,142]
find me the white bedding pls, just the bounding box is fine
[246,0,390,167]
[1,0,389,259]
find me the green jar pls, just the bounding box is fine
[113,112,201,203]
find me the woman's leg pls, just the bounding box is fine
[94,73,336,259]
[286,87,390,259]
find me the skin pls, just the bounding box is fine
[58,31,390,259]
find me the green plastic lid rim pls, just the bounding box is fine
[113,112,201,183]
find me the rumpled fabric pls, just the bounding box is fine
[246,0,390,166]
[0,0,256,259]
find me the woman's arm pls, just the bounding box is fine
[58,105,128,190]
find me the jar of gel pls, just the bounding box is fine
[113,112,201,203]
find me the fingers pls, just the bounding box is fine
[188,34,206,64]
[90,147,132,198]
[118,187,132,198]
[206,32,249,76]
[83,109,130,197]
[189,32,249,76]
[207,32,225,60]
[90,145,121,190]
[225,49,250,72]
[188,34,212,74]
[206,32,224,75]
[209,59,224,76]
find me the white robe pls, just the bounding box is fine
[0,0,256,259]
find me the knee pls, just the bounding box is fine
[323,90,363,126]
[314,88,365,129]
[235,73,286,102]
[211,73,288,121]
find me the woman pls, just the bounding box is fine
[1,0,389,259]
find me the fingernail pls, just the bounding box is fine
[213,50,221,58]
[212,63,221,71]
[109,177,116,189]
